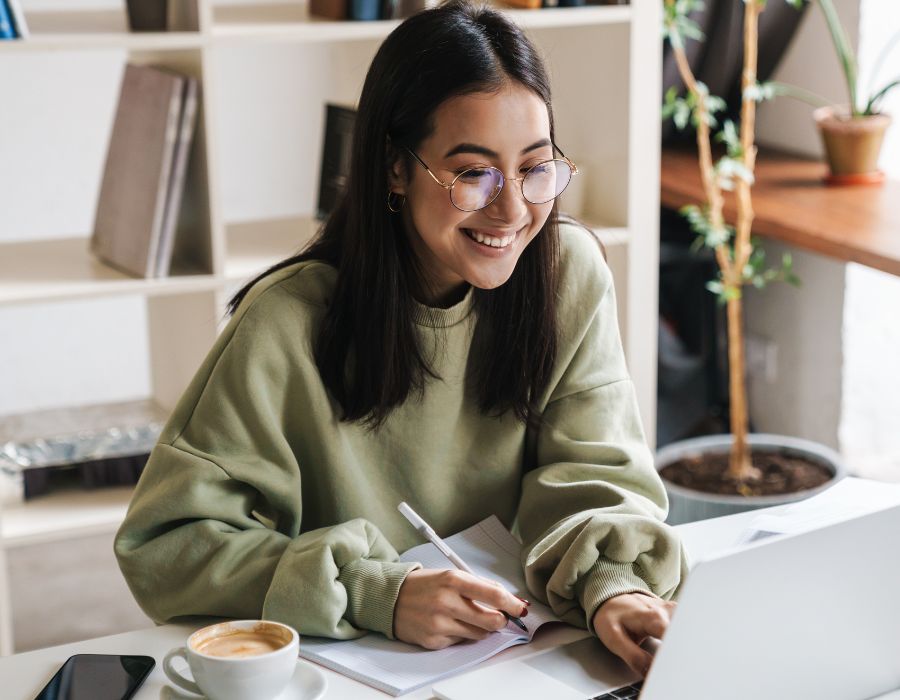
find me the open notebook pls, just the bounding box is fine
[297,516,562,695]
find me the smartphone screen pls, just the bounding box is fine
[33,654,155,700]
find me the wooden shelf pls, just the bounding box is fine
[0,10,203,52]
[212,2,630,43]
[0,237,218,306]
[660,146,900,278]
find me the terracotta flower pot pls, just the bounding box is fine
[813,106,891,185]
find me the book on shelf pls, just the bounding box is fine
[156,76,200,277]
[125,0,167,31]
[309,0,348,20]
[383,0,440,19]
[317,103,356,221]
[91,63,198,279]
[498,0,543,9]
[0,0,16,39]
[7,0,27,38]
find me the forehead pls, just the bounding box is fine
[426,83,550,156]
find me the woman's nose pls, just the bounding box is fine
[486,176,528,223]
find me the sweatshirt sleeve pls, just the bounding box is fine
[517,231,690,632]
[114,280,419,640]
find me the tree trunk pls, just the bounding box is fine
[725,296,760,482]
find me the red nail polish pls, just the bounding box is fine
[520,607,529,618]
[516,596,531,606]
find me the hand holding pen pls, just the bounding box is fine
[393,502,530,650]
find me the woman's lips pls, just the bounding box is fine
[461,226,523,250]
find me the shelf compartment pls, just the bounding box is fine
[224,215,321,283]
[211,2,631,43]
[0,486,134,548]
[0,237,219,306]
[0,10,203,52]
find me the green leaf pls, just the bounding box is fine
[715,156,755,190]
[715,119,743,157]
[865,78,900,115]
[663,0,706,50]
[674,103,691,129]
[744,81,780,102]
[818,0,860,113]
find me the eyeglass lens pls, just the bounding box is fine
[450,160,573,211]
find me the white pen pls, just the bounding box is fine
[398,501,528,632]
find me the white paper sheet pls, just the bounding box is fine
[733,476,900,546]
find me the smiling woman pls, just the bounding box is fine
[114,0,688,681]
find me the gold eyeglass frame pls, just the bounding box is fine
[404,144,578,212]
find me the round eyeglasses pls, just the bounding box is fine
[404,146,578,212]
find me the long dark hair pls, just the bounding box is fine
[228,0,560,430]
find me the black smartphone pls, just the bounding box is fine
[33,654,155,700]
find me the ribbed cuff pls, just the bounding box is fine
[576,558,657,633]
[338,559,422,639]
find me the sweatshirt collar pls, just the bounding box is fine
[412,286,475,328]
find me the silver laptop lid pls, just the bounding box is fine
[641,504,900,700]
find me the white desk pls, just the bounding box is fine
[1,506,898,700]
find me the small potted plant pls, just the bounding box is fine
[660,0,847,524]
[757,0,899,183]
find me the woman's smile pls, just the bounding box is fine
[460,225,525,254]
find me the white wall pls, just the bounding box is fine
[840,0,900,480]
[743,244,845,450]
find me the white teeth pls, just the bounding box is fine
[464,229,515,249]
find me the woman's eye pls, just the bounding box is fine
[457,168,491,182]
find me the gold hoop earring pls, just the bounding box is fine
[387,191,405,213]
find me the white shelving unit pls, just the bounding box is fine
[0,0,661,655]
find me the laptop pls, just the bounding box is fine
[433,504,900,700]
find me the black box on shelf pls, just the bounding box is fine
[316,104,357,221]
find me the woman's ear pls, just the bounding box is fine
[386,141,408,195]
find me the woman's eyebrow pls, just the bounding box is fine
[443,138,551,159]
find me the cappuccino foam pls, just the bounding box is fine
[195,630,287,658]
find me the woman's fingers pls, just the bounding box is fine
[592,592,677,677]
[445,570,526,618]
[395,568,525,650]
[444,592,508,632]
[603,623,655,677]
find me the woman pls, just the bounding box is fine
[115,0,688,679]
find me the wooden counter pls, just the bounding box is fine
[660,146,900,277]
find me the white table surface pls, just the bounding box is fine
[2,506,898,700]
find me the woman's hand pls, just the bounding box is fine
[393,569,528,650]
[592,592,677,677]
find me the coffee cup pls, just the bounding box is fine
[163,619,299,700]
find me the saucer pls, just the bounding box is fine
[280,660,327,700]
[159,660,327,700]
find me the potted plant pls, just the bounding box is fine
[659,0,847,525]
[757,0,899,183]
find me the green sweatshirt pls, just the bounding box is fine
[114,222,688,642]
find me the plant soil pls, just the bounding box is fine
[659,449,834,497]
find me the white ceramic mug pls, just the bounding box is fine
[163,619,299,700]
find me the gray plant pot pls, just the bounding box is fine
[655,433,848,525]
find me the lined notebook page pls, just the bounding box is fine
[297,516,561,695]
